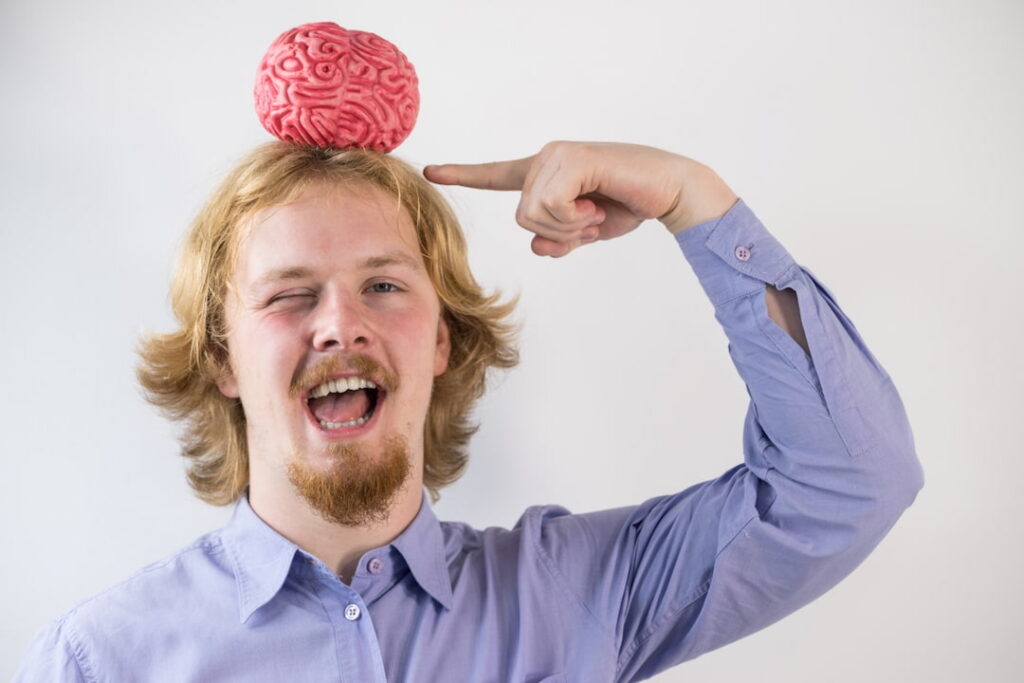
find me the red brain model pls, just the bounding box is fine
[254,22,419,152]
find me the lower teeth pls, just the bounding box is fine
[318,414,369,429]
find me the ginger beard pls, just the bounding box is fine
[286,353,413,527]
[286,435,412,528]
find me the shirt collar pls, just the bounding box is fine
[220,491,301,624]
[221,487,453,624]
[391,488,454,611]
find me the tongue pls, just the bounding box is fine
[309,390,371,424]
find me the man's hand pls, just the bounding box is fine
[423,141,739,257]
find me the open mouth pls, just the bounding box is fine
[304,380,384,434]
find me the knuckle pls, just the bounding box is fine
[481,163,500,189]
[540,139,570,156]
[539,195,563,220]
[515,203,531,227]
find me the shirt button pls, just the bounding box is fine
[368,557,383,574]
[735,245,751,262]
[344,603,361,621]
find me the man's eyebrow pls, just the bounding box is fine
[359,252,422,271]
[250,266,315,290]
[249,252,422,290]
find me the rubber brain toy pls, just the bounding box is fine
[254,22,419,152]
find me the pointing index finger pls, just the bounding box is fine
[424,155,534,191]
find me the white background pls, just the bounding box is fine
[2,0,1021,680]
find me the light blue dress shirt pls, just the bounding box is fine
[16,198,924,682]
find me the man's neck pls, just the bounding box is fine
[247,477,424,584]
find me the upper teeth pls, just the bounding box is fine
[309,377,377,399]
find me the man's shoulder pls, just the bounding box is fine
[439,499,652,573]
[16,529,248,678]
[437,502,594,556]
[59,529,234,631]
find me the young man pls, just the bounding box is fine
[16,140,923,681]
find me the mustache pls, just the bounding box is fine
[289,352,398,400]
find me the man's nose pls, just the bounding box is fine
[311,292,371,351]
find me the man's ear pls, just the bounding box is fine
[212,295,240,398]
[434,314,451,377]
[213,356,240,398]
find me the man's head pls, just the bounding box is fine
[137,142,518,511]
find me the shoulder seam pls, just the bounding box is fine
[61,617,97,683]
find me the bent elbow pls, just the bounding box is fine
[857,440,924,546]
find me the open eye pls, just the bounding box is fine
[366,282,400,294]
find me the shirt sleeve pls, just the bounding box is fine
[521,198,925,682]
[13,618,91,683]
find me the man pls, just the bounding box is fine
[16,140,923,681]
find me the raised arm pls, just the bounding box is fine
[426,141,923,680]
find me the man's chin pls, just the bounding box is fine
[286,434,412,527]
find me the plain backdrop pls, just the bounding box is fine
[2,0,1021,680]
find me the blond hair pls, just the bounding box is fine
[136,141,519,506]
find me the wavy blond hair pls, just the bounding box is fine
[136,141,519,506]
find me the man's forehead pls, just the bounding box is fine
[236,183,422,285]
